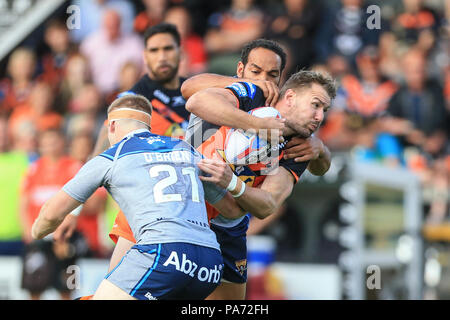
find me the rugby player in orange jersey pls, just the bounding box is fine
[72,39,333,300]
[106,40,334,300]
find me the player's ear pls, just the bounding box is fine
[109,120,116,133]
[284,89,296,108]
[236,61,244,78]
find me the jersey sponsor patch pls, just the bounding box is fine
[172,96,186,107]
[153,89,171,104]
[228,83,249,98]
[242,82,257,99]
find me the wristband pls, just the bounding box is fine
[226,174,238,192]
[69,205,82,217]
[232,180,246,198]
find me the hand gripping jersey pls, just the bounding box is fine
[63,129,225,250]
[185,81,310,226]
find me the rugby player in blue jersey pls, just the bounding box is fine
[31,94,284,300]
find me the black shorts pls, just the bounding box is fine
[210,215,250,283]
[21,232,89,293]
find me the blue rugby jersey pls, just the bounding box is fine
[63,129,224,250]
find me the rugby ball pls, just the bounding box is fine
[224,107,282,165]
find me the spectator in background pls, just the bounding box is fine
[64,84,106,141]
[8,82,63,144]
[19,128,88,300]
[55,53,92,114]
[39,19,77,99]
[390,0,441,52]
[70,0,135,43]
[378,0,442,81]
[164,5,208,77]
[134,0,168,34]
[105,61,142,105]
[382,49,447,162]
[381,48,448,222]
[264,0,322,74]
[80,9,144,96]
[69,132,108,257]
[315,0,383,69]
[204,0,264,75]
[0,116,29,256]
[319,46,400,166]
[0,47,36,117]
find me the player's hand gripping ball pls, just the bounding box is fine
[224,107,282,165]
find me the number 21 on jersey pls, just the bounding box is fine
[149,164,200,203]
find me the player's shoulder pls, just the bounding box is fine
[130,74,158,94]
[101,131,196,160]
[226,81,259,99]
[226,81,264,112]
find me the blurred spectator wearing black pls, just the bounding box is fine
[390,0,441,52]
[382,49,447,161]
[315,0,383,69]
[164,5,208,77]
[264,0,322,75]
[381,48,448,222]
[204,0,264,75]
[80,9,143,96]
[39,19,77,103]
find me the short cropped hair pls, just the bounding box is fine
[143,23,181,47]
[108,94,153,116]
[280,70,337,100]
[240,39,287,74]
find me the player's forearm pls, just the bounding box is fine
[234,185,277,219]
[31,210,64,240]
[307,144,331,176]
[181,73,238,100]
[186,88,261,130]
[31,190,82,240]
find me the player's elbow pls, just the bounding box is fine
[181,75,208,101]
[185,90,209,114]
[308,162,330,176]
[185,92,199,113]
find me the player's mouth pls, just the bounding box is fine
[309,123,318,132]
[158,65,172,73]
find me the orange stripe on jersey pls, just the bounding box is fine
[150,109,173,136]
[151,99,185,124]
[341,75,397,116]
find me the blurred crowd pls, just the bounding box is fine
[0,0,449,296]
